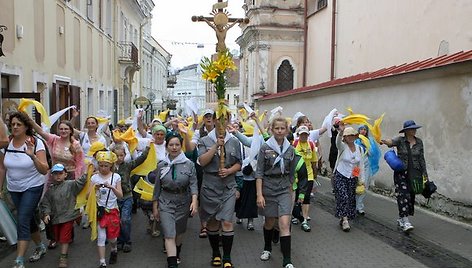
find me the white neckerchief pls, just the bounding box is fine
[160,152,188,179]
[266,136,290,172]
[207,129,232,144]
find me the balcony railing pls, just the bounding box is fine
[118,42,139,64]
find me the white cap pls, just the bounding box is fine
[203,109,215,116]
[297,125,310,135]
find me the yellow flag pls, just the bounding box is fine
[370,113,385,144]
[18,98,51,127]
[118,127,138,153]
[75,164,94,209]
[85,186,98,241]
[133,178,154,201]
[238,108,247,120]
[159,109,169,122]
[197,115,204,125]
[241,121,254,136]
[94,116,109,124]
[131,144,157,176]
[341,113,370,126]
[347,107,354,115]
[358,134,371,154]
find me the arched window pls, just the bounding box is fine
[277,60,294,93]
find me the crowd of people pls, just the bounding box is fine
[0,106,430,268]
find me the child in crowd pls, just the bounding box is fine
[40,164,87,268]
[89,151,123,268]
[112,143,150,252]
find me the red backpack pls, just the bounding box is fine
[293,139,315,152]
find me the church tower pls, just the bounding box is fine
[237,0,305,107]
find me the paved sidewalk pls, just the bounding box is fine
[0,176,470,268]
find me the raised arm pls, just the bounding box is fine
[27,114,50,141]
[70,108,82,137]
[0,117,8,148]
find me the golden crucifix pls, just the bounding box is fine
[192,0,249,52]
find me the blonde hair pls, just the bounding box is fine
[269,116,289,131]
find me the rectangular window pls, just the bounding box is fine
[99,90,105,110]
[87,88,94,115]
[307,0,328,17]
[1,75,9,92]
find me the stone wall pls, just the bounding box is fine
[256,62,472,222]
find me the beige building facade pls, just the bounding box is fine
[0,0,169,126]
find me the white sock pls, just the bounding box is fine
[99,258,106,264]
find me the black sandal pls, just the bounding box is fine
[211,256,222,266]
[223,261,234,268]
[199,227,208,238]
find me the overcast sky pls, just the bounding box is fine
[151,0,245,69]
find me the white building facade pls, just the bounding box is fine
[171,64,206,116]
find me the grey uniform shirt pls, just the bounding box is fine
[152,159,198,202]
[198,136,242,174]
[256,144,297,195]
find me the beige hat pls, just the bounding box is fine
[343,127,358,136]
[297,125,310,135]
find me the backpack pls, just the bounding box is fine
[5,136,53,169]
[293,139,315,152]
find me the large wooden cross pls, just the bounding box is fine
[191,0,249,52]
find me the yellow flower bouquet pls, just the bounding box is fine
[200,49,237,119]
[200,50,237,169]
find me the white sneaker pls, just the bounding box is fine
[341,220,350,232]
[260,250,271,261]
[284,264,295,268]
[402,222,414,232]
[402,221,414,232]
[397,218,405,228]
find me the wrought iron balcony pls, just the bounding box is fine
[118,42,139,65]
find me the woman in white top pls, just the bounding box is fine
[71,108,107,157]
[0,111,49,268]
[333,125,365,232]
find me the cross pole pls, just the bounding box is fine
[191,0,249,53]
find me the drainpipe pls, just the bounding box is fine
[330,0,337,80]
[139,18,150,97]
[303,0,308,86]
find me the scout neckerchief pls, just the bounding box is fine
[207,129,232,144]
[160,152,187,180]
[266,136,290,173]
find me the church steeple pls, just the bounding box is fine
[237,0,305,106]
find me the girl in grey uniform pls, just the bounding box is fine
[198,121,242,268]
[152,132,198,268]
[256,117,300,268]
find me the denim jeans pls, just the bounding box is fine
[9,185,44,241]
[117,197,133,244]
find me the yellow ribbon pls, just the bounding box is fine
[113,127,138,153]
[18,98,51,127]
[85,182,98,241]
[159,109,170,123]
[370,113,385,144]
[131,144,157,177]
[358,134,371,155]
[341,113,370,126]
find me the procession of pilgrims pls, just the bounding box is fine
[0,98,428,268]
